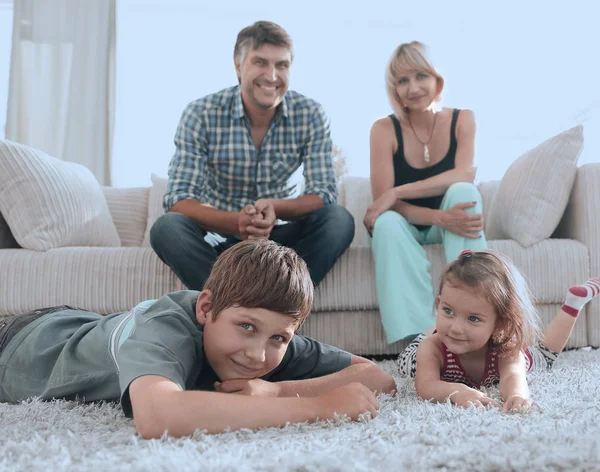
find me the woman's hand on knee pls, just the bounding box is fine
[434,203,484,238]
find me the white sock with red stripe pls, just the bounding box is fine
[562,277,600,317]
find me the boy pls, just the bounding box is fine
[0,240,395,438]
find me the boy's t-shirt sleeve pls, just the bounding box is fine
[115,312,202,418]
[265,334,352,382]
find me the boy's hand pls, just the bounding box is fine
[214,379,281,397]
[448,386,500,408]
[315,382,379,420]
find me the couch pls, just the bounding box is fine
[1,161,599,356]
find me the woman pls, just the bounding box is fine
[365,41,487,344]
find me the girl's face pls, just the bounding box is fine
[394,67,438,112]
[435,282,499,357]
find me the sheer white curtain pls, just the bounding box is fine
[6,0,116,185]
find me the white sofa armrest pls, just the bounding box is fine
[556,163,600,253]
[555,163,600,345]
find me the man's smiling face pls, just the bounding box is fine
[236,43,291,112]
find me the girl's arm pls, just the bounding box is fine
[415,336,499,407]
[498,352,531,411]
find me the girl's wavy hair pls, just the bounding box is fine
[203,239,313,331]
[438,250,541,358]
[385,41,444,120]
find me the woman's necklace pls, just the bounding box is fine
[407,111,438,164]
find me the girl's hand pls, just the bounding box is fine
[448,386,501,408]
[363,189,397,234]
[503,395,540,413]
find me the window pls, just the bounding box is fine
[113,0,599,187]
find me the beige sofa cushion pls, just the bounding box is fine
[103,187,149,247]
[141,174,168,247]
[0,140,120,251]
[340,176,498,247]
[0,247,185,316]
[313,239,589,313]
[486,126,584,247]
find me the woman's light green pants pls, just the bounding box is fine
[371,182,487,344]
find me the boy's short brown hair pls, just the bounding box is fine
[233,21,294,65]
[203,239,312,329]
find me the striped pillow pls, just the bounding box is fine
[0,140,121,251]
[486,126,583,247]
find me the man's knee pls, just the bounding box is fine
[150,212,191,251]
[446,182,482,204]
[313,204,354,235]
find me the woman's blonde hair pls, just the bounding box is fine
[385,41,444,120]
[438,250,542,358]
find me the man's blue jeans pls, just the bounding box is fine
[150,204,355,290]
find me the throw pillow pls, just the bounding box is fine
[0,140,121,251]
[486,125,584,247]
[141,173,168,247]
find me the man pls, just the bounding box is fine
[150,21,354,290]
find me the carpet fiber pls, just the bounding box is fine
[2,349,600,471]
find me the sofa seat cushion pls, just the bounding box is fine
[0,247,184,316]
[313,239,589,312]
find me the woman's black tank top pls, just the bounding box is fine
[390,108,460,230]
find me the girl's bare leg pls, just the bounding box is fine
[542,277,600,353]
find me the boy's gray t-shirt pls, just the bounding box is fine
[0,291,352,416]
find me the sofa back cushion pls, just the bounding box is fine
[0,140,121,251]
[102,187,150,247]
[340,176,497,248]
[141,174,168,247]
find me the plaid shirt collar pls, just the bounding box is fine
[231,85,289,121]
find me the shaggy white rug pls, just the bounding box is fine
[1,349,600,472]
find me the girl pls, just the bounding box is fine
[365,41,486,345]
[397,249,600,411]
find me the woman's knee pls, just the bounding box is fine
[372,211,411,239]
[446,182,482,204]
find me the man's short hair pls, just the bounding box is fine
[203,239,312,329]
[233,21,294,65]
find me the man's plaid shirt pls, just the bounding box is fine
[163,85,337,213]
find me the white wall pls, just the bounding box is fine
[100,1,600,186]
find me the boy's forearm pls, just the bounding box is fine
[276,363,396,398]
[137,390,321,438]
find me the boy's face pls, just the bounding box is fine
[196,291,297,382]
